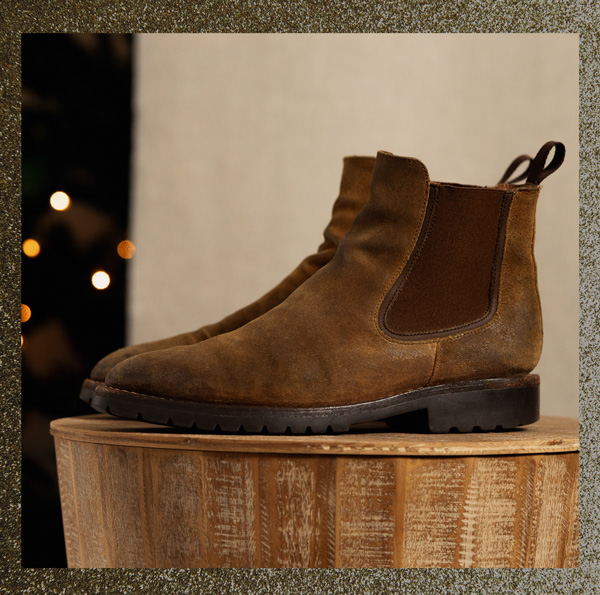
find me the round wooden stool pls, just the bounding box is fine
[50,414,578,568]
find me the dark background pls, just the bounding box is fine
[21,33,133,568]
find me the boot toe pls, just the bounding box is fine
[91,347,139,382]
[90,331,201,382]
[104,347,208,400]
[104,352,159,396]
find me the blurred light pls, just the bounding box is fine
[117,240,136,259]
[92,271,110,290]
[21,304,31,323]
[22,238,41,258]
[21,335,24,347]
[50,191,71,211]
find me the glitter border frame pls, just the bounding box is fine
[1,2,597,593]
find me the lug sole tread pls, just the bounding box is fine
[91,375,540,435]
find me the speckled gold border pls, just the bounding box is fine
[1,2,598,593]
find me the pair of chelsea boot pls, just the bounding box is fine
[83,141,565,434]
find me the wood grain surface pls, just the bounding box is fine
[51,415,579,569]
[50,414,578,456]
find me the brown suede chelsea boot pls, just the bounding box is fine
[80,156,376,403]
[93,141,565,434]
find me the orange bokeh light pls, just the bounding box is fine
[117,240,136,259]
[21,304,31,323]
[23,238,41,258]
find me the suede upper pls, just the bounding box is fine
[105,150,546,408]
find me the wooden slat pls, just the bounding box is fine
[68,441,111,567]
[96,444,146,568]
[336,458,398,567]
[526,453,580,567]
[54,438,81,568]
[563,465,580,568]
[141,449,204,567]
[257,456,335,567]
[401,457,469,567]
[457,457,522,567]
[201,452,260,568]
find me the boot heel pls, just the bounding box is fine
[385,376,540,433]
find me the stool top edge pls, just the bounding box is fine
[50,415,579,457]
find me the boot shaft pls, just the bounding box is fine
[317,156,375,253]
[334,143,564,381]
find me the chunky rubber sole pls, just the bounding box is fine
[91,375,540,434]
[80,378,101,404]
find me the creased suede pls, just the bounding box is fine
[90,156,375,381]
[105,153,437,406]
[105,152,546,410]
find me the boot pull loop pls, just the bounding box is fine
[498,154,533,185]
[526,141,566,185]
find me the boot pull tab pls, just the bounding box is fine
[498,154,533,184]
[526,141,566,185]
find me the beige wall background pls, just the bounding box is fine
[130,34,579,418]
